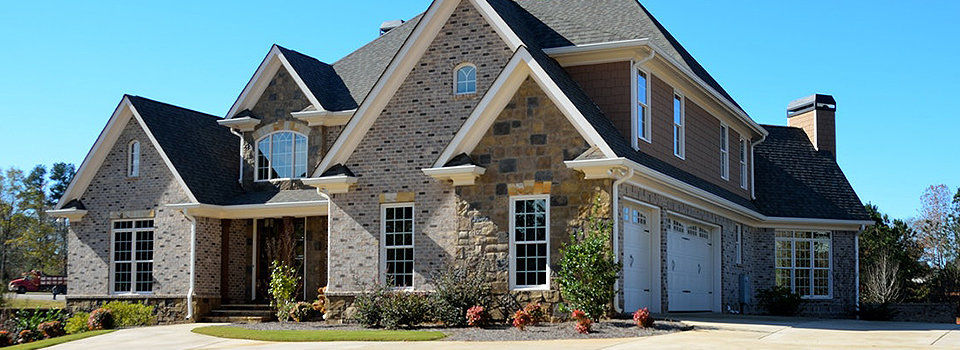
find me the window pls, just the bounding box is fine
[127,141,140,177]
[382,203,414,289]
[455,64,477,95]
[735,224,743,265]
[720,124,729,180]
[673,93,685,158]
[510,195,549,290]
[256,131,308,181]
[634,69,651,144]
[739,138,748,189]
[775,230,831,298]
[112,219,154,294]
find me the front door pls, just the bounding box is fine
[622,205,653,313]
[254,218,306,302]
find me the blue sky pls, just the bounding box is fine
[1,0,957,220]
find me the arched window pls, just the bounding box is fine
[127,140,140,177]
[256,131,308,180]
[455,64,477,95]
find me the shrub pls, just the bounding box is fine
[557,194,621,321]
[17,329,35,344]
[430,261,492,327]
[352,283,390,328]
[65,312,90,334]
[268,261,300,321]
[523,302,545,325]
[0,330,11,346]
[512,310,532,330]
[312,286,327,314]
[14,308,64,333]
[465,305,488,328]
[37,321,65,339]
[633,307,654,328]
[571,309,592,334]
[289,302,315,322]
[87,308,115,330]
[103,301,157,327]
[859,303,895,321]
[757,286,803,316]
[381,292,432,330]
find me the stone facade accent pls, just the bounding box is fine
[66,296,218,324]
[327,0,512,293]
[304,216,328,301]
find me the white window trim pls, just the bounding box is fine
[127,140,140,178]
[631,64,652,148]
[739,138,748,189]
[775,230,833,299]
[109,219,154,295]
[673,91,686,159]
[720,123,730,180]
[380,202,415,291]
[735,224,743,265]
[453,62,478,95]
[254,130,309,182]
[509,194,551,291]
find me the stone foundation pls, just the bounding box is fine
[66,295,220,324]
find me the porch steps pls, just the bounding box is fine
[201,304,274,323]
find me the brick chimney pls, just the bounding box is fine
[787,94,836,157]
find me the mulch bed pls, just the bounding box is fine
[234,319,691,341]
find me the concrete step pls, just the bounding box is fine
[200,315,270,323]
[217,304,272,311]
[208,309,274,317]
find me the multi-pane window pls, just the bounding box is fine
[720,124,729,179]
[739,138,748,189]
[256,131,308,180]
[455,64,477,95]
[113,219,154,294]
[673,93,685,158]
[382,204,414,289]
[511,196,549,289]
[128,141,140,177]
[636,69,651,144]
[735,224,743,265]
[775,231,831,298]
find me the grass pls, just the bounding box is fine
[5,330,115,350]
[3,299,65,309]
[192,325,446,342]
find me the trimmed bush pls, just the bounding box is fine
[289,302,315,322]
[37,321,65,339]
[512,310,532,330]
[65,312,90,334]
[571,309,592,334]
[632,307,654,328]
[430,262,491,327]
[557,194,621,321]
[103,301,157,327]
[523,302,545,325]
[87,308,115,331]
[757,286,803,316]
[352,284,390,328]
[381,292,432,330]
[465,305,487,328]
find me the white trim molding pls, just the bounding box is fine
[166,200,329,219]
[302,175,358,195]
[421,165,486,186]
[291,109,356,127]
[509,194,551,291]
[48,208,88,222]
[217,117,261,132]
[225,45,327,119]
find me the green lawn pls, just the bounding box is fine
[192,325,446,342]
[3,299,65,309]
[6,330,115,350]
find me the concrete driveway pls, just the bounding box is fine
[49,316,960,349]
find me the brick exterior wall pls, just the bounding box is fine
[222,219,252,303]
[326,0,512,293]
[617,183,857,317]
[305,216,328,301]
[788,109,836,157]
[194,217,222,298]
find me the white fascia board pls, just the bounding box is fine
[302,175,358,194]
[167,200,329,219]
[543,40,767,139]
[128,105,200,203]
[761,217,873,231]
[225,46,325,118]
[217,117,261,132]
[291,109,356,127]
[563,158,626,179]
[47,208,88,221]
[56,97,133,209]
[421,165,486,186]
[314,0,526,177]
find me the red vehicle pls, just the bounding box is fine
[8,271,67,294]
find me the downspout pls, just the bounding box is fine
[610,166,634,313]
[182,210,198,320]
[855,225,863,317]
[229,129,244,184]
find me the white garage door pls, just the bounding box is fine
[667,218,715,312]
[622,205,653,313]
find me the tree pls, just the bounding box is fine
[48,163,76,206]
[0,168,27,281]
[860,204,928,301]
[912,185,957,269]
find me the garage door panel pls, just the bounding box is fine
[623,206,653,313]
[667,218,716,312]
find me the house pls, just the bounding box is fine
[49,0,871,322]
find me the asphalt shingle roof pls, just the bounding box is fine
[754,125,869,220]
[276,46,359,111]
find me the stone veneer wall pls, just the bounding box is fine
[617,183,857,317]
[326,0,512,296]
[67,296,218,324]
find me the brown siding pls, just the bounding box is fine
[566,62,632,140]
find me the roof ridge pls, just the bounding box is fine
[275,44,332,66]
[332,13,424,67]
[126,95,222,120]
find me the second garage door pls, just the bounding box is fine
[666,217,715,312]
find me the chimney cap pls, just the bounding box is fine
[787,94,836,116]
[380,20,405,35]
